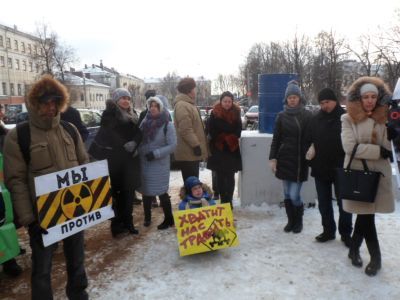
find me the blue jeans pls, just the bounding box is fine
[315,177,353,237]
[282,180,303,207]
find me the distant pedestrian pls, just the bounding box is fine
[341,76,394,276]
[306,87,352,246]
[61,105,89,141]
[206,91,242,208]
[269,80,312,233]
[89,88,142,237]
[138,95,177,229]
[173,77,208,183]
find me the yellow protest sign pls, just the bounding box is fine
[173,203,239,256]
[34,160,114,246]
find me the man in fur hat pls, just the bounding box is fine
[3,75,89,299]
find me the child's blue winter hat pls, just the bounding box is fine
[185,176,202,192]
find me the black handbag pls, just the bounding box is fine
[336,144,382,203]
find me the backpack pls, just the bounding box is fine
[16,120,78,165]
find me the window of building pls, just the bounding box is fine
[14,40,18,51]
[0,56,4,67]
[10,83,14,96]
[29,61,33,72]
[2,82,6,95]
[7,58,12,68]
[81,93,84,101]
[0,36,3,47]
[22,60,27,71]
[34,45,37,55]
[6,38,11,48]
[21,42,25,53]
[28,44,31,54]
[17,84,22,96]
[35,64,39,73]
[15,59,20,70]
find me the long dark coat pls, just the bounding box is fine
[307,103,345,181]
[269,107,312,182]
[206,103,242,172]
[89,100,142,191]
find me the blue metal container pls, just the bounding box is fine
[258,73,298,133]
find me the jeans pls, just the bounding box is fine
[282,180,303,207]
[30,231,88,300]
[315,178,352,237]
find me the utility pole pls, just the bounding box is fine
[82,71,87,108]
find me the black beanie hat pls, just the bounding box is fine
[318,88,338,102]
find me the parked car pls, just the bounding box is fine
[244,105,259,129]
[77,108,102,150]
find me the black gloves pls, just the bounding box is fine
[145,152,155,161]
[380,146,392,160]
[386,124,398,141]
[28,222,48,248]
[193,146,202,156]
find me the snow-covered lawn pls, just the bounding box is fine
[87,170,400,300]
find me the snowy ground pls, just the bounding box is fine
[2,169,400,300]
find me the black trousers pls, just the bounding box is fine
[112,189,133,227]
[212,171,219,196]
[353,214,378,242]
[30,231,88,300]
[216,170,235,206]
[179,161,200,184]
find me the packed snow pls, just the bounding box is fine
[2,169,400,300]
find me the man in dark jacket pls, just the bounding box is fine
[306,88,352,246]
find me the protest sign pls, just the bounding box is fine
[34,160,114,246]
[173,203,239,256]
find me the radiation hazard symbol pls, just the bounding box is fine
[36,176,112,229]
[203,219,238,251]
[61,184,93,219]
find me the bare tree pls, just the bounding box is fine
[160,72,180,103]
[32,22,57,75]
[53,41,77,82]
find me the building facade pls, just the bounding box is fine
[0,24,42,105]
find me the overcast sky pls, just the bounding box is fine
[1,0,399,80]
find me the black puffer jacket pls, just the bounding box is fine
[269,107,312,182]
[307,104,345,181]
[89,100,142,190]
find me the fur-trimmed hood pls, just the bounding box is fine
[346,101,388,124]
[27,75,69,112]
[347,76,391,104]
[346,76,391,124]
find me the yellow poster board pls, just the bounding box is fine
[173,203,239,256]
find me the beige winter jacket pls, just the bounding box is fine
[4,76,89,226]
[173,93,208,161]
[341,77,395,214]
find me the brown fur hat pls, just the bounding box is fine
[177,77,196,94]
[27,75,69,111]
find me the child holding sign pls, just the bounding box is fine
[179,176,215,210]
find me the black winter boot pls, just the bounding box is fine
[2,258,22,277]
[315,231,336,242]
[283,199,294,232]
[348,233,363,267]
[292,205,304,234]
[111,218,127,237]
[143,196,153,227]
[365,240,381,276]
[158,193,174,230]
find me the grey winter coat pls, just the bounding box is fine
[138,121,177,196]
